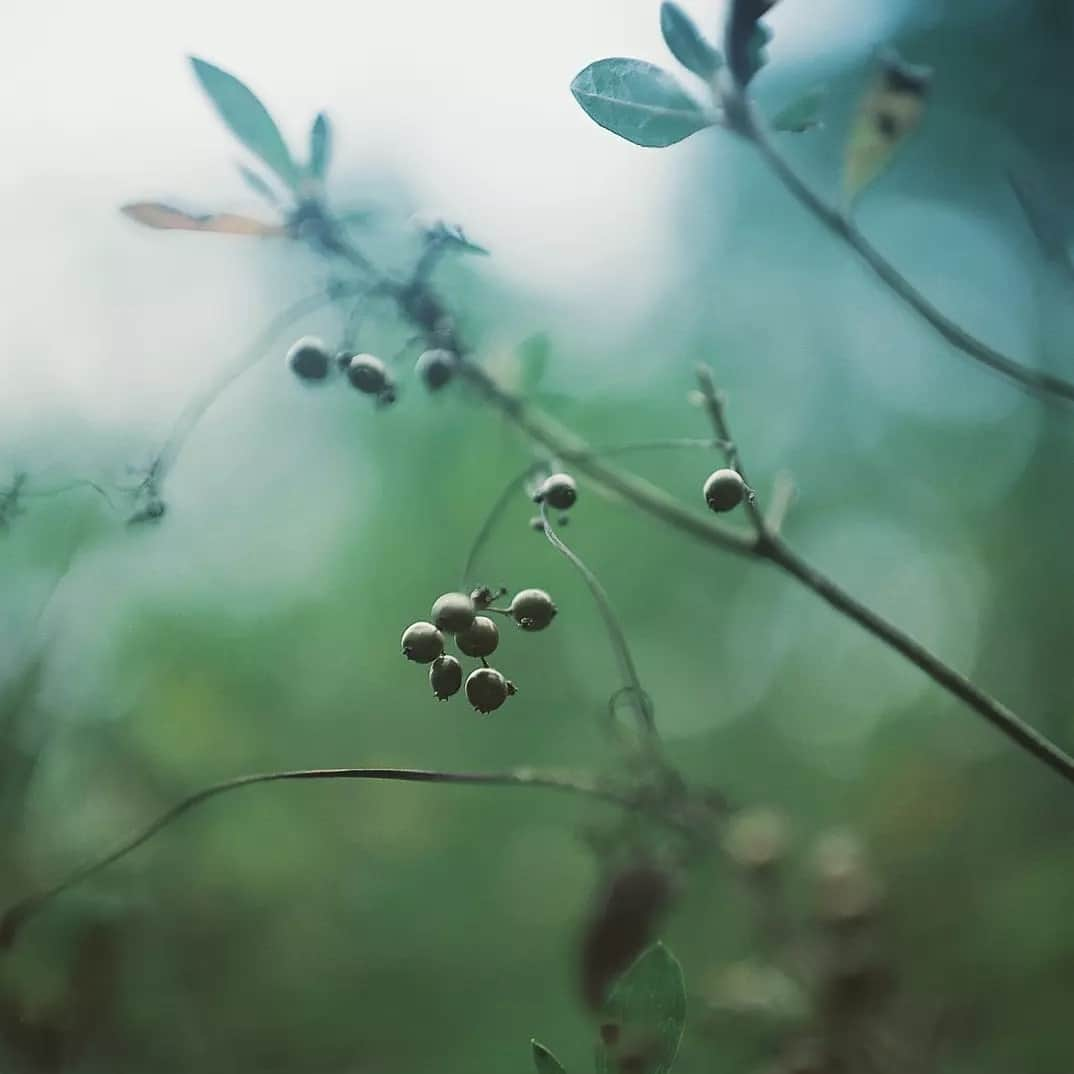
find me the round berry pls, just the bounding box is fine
[287,337,331,382]
[535,472,577,511]
[431,592,476,635]
[509,588,557,632]
[429,655,463,700]
[347,353,390,395]
[415,348,456,391]
[703,468,746,513]
[465,667,510,714]
[401,621,444,664]
[456,615,499,658]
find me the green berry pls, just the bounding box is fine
[535,472,577,511]
[287,337,331,381]
[429,655,463,700]
[703,468,746,513]
[431,592,476,634]
[509,588,557,632]
[456,616,499,658]
[465,667,510,713]
[415,348,456,391]
[347,353,390,395]
[401,621,444,664]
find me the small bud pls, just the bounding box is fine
[456,615,499,658]
[347,353,390,395]
[287,336,331,382]
[431,592,476,634]
[723,807,790,871]
[429,655,463,700]
[401,621,444,664]
[415,348,456,391]
[703,468,746,513]
[810,830,883,923]
[529,516,546,533]
[534,472,577,511]
[465,667,510,713]
[470,585,502,609]
[509,588,557,632]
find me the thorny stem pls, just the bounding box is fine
[538,502,659,755]
[0,764,687,949]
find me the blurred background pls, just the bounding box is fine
[3,0,1074,1070]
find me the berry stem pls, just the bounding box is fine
[693,364,768,538]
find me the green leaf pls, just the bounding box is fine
[771,86,826,133]
[595,943,685,1074]
[570,59,717,148]
[518,333,550,394]
[659,3,721,80]
[237,164,282,206]
[309,112,332,180]
[190,57,301,191]
[531,1039,566,1074]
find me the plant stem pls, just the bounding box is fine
[458,355,1074,786]
[732,95,1074,405]
[0,764,674,950]
[538,503,658,748]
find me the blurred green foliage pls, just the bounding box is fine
[4,1,1074,1072]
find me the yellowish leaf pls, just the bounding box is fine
[843,52,931,210]
[120,201,286,236]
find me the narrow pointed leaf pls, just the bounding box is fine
[771,86,826,133]
[531,1039,567,1074]
[844,51,931,208]
[595,943,685,1074]
[190,57,301,190]
[659,2,721,80]
[120,202,286,236]
[309,112,332,180]
[571,58,717,148]
[237,164,282,206]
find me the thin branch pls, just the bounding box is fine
[458,354,1074,787]
[758,536,1074,786]
[538,503,658,751]
[153,289,339,482]
[694,365,767,536]
[715,36,1074,405]
[0,764,665,950]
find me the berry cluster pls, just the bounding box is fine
[285,335,459,406]
[400,586,557,713]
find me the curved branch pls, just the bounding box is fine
[0,764,662,950]
[727,92,1074,404]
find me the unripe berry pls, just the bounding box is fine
[415,348,456,391]
[465,666,511,713]
[429,655,463,700]
[456,615,499,658]
[287,336,331,381]
[509,588,557,631]
[347,353,390,395]
[535,472,577,511]
[703,468,746,513]
[401,621,444,664]
[431,592,476,634]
